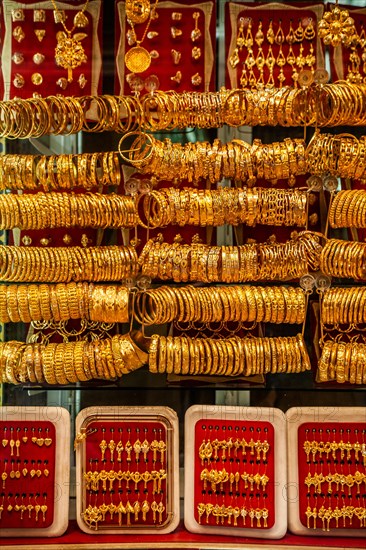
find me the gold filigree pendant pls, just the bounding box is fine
[55,31,87,82]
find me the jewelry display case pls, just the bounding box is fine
[0,1,365,549]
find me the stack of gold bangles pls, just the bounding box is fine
[140,187,308,228]
[0,283,129,323]
[306,132,366,182]
[139,232,322,283]
[0,333,148,385]
[310,82,366,127]
[0,152,121,191]
[328,190,366,228]
[0,84,365,139]
[148,334,311,376]
[0,246,138,282]
[317,341,366,384]
[0,192,138,230]
[120,133,306,185]
[321,287,366,325]
[320,240,366,280]
[134,285,306,325]
[0,95,140,138]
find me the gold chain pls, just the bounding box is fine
[51,0,90,36]
[128,0,159,46]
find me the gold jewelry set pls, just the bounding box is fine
[0,283,129,324]
[10,3,89,91]
[139,232,322,283]
[197,502,269,528]
[0,152,121,191]
[0,186,309,232]
[148,334,311,377]
[306,132,366,183]
[1,82,366,139]
[302,424,366,531]
[81,423,168,528]
[82,497,165,528]
[0,332,148,385]
[0,493,49,523]
[134,285,306,326]
[0,245,138,283]
[229,16,316,89]
[320,240,366,280]
[137,187,309,228]
[318,285,366,384]
[196,425,271,529]
[121,134,306,186]
[1,422,53,524]
[346,25,366,84]
[322,287,366,326]
[0,192,137,231]
[328,190,366,228]
[317,341,366,384]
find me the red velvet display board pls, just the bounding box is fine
[225,2,325,90]
[82,419,170,529]
[0,420,56,529]
[193,419,275,530]
[297,422,366,532]
[1,0,102,99]
[115,0,216,95]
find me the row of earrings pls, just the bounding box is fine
[0,492,48,522]
[1,459,51,488]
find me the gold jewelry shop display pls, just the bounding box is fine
[75,406,179,533]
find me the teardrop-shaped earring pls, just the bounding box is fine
[286,20,295,44]
[74,10,88,27]
[275,20,285,45]
[304,18,315,41]
[294,19,304,42]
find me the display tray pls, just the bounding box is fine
[184,405,287,539]
[75,406,180,535]
[0,520,366,549]
[0,406,70,538]
[286,407,366,538]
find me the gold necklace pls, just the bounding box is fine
[51,0,89,82]
[125,0,159,74]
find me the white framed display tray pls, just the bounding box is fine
[184,405,287,539]
[286,406,366,538]
[75,405,180,535]
[0,406,70,537]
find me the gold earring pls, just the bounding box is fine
[13,26,25,42]
[171,49,181,64]
[192,46,201,60]
[275,20,285,45]
[255,20,264,47]
[304,18,315,41]
[294,19,304,42]
[35,29,45,42]
[12,52,24,65]
[286,20,295,44]
[170,71,182,83]
[191,72,202,86]
[191,12,202,42]
[266,20,275,44]
[171,27,182,39]
[13,73,25,88]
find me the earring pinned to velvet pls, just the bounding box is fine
[191,12,202,42]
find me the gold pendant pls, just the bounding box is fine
[74,11,89,27]
[55,31,87,82]
[125,45,151,73]
[126,0,151,24]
